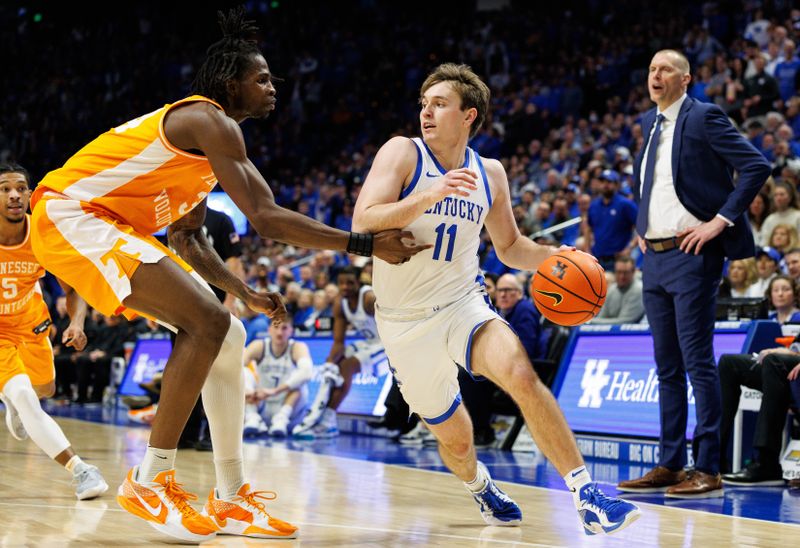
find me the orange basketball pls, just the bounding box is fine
[530,250,607,326]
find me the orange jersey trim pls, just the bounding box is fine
[32,96,225,235]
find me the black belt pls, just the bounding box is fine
[645,235,686,253]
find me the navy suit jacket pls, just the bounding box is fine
[632,97,770,260]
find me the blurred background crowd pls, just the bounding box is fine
[4,0,800,405]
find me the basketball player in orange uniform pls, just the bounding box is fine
[29,8,425,543]
[0,163,108,500]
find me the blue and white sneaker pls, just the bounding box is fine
[574,482,641,535]
[293,408,339,440]
[470,462,522,526]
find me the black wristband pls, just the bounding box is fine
[347,232,374,256]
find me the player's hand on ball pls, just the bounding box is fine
[554,245,598,264]
[244,289,286,324]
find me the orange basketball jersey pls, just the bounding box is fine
[0,215,47,329]
[31,95,222,236]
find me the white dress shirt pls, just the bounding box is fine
[639,94,704,239]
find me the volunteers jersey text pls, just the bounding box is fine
[341,285,379,341]
[0,216,46,318]
[373,138,493,309]
[32,96,222,235]
[256,337,298,389]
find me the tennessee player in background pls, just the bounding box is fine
[0,163,108,500]
[29,7,425,543]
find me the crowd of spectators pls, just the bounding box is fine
[5,2,800,422]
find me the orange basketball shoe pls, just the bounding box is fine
[116,466,218,542]
[203,483,298,539]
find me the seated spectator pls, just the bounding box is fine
[718,337,800,484]
[760,181,800,243]
[784,248,800,284]
[721,258,758,298]
[748,247,782,297]
[293,289,315,329]
[248,257,278,293]
[765,275,800,324]
[72,312,131,404]
[592,257,645,324]
[496,273,542,360]
[748,190,772,247]
[242,317,313,437]
[483,272,499,306]
[767,223,799,256]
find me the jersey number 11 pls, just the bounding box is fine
[432,223,458,262]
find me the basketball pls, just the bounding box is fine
[530,250,607,326]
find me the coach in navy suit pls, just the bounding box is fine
[617,50,770,498]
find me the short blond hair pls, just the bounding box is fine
[653,49,691,75]
[420,63,490,138]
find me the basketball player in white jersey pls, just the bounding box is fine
[353,63,640,536]
[292,266,385,439]
[242,314,312,437]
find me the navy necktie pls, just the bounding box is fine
[636,113,665,237]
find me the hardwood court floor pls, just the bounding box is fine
[1,417,798,547]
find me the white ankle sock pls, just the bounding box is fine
[65,455,88,474]
[564,465,592,501]
[465,463,490,493]
[215,458,245,499]
[139,446,176,481]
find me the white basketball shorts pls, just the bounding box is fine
[375,289,503,424]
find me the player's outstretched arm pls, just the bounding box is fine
[483,158,556,271]
[189,106,426,264]
[354,137,478,233]
[168,199,286,323]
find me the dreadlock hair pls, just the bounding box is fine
[190,6,263,106]
[0,162,31,187]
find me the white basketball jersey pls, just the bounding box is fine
[255,337,298,389]
[342,285,380,342]
[373,138,493,309]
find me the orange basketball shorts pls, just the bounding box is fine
[0,299,54,391]
[30,194,192,319]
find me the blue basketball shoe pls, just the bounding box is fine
[574,482,640,535]
[470,462,522,526]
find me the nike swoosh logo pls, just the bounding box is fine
[132,485,167,521]
[213,514,228,528]
[155,455,167,460]
[535,289,563,306]
[425,171,439,177]
[571,469,585,477]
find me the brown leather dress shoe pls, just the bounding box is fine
[617,466,687,493]
[665,471,723,499]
